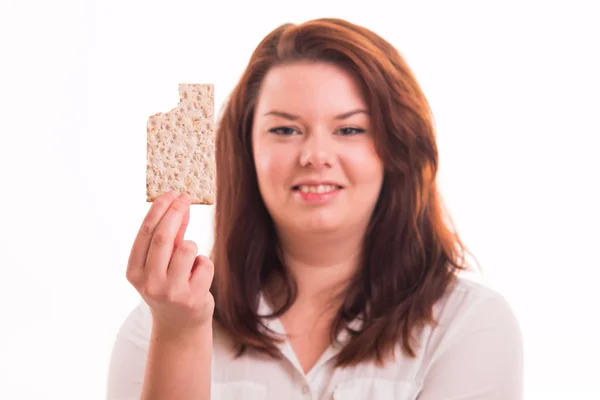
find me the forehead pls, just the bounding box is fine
[254,62,368,118]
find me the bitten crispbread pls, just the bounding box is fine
[146,83,216,205]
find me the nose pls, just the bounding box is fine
[299,132,335,169]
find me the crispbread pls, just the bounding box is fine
[146,83,216,205]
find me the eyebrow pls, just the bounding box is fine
[262,109,368,120]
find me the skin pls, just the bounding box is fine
[126,191,214,399]
[252,61,385,373]
[124,61,386,398]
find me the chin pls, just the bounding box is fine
[269,203,345,234]
[294,214,342,234]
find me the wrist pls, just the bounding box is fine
[151,320,213,346]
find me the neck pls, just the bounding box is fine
[268,228,364,312]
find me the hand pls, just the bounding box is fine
[126,190,215,333]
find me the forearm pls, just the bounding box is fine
[140,322,212,400]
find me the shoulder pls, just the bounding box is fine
[407,277,524,398]
[434,276,520,327]
[424,275,523,362]
[431,276,522,336]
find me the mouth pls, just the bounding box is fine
[291,184,344,194]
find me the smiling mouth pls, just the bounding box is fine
[292,184,343,194]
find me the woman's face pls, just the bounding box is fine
[252,62,384,235]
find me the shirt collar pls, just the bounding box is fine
[256,291,365,376]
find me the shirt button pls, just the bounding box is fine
[302,384,310,394]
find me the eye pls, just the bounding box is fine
[269,126,298,136]
[338,127,366,136]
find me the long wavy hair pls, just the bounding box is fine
[210,18,474,367]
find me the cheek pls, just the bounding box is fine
[344,143,384,184]
[254,148,274,178]
[253,144,294,190]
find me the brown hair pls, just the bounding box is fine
[211,18,474,367]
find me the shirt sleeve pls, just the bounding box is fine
[106,300,152,399]
[417,295,524,400]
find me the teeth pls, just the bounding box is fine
[298,184,337,194]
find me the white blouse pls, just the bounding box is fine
[107,277,523,400]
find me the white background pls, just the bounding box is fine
[1,0,598,398]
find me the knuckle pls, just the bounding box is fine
[126,268,140,285]
[142,281,166,299]
[205,257,215,272]
[164,289,178,303]
[151,231,170,246]
[204,262,215,281]
[165,288,187,304]
[204,293,215,310]
[185,296,199,310]
[178,241,198,256]
[139,222,154,236]
[199,256,214,274]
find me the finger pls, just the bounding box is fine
[126,190,179,281]
[173,207,191,250]
[190,255,214,293]
[167,240,198,288]
[144,193,191,279]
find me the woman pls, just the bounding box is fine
[108,18,523,400]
